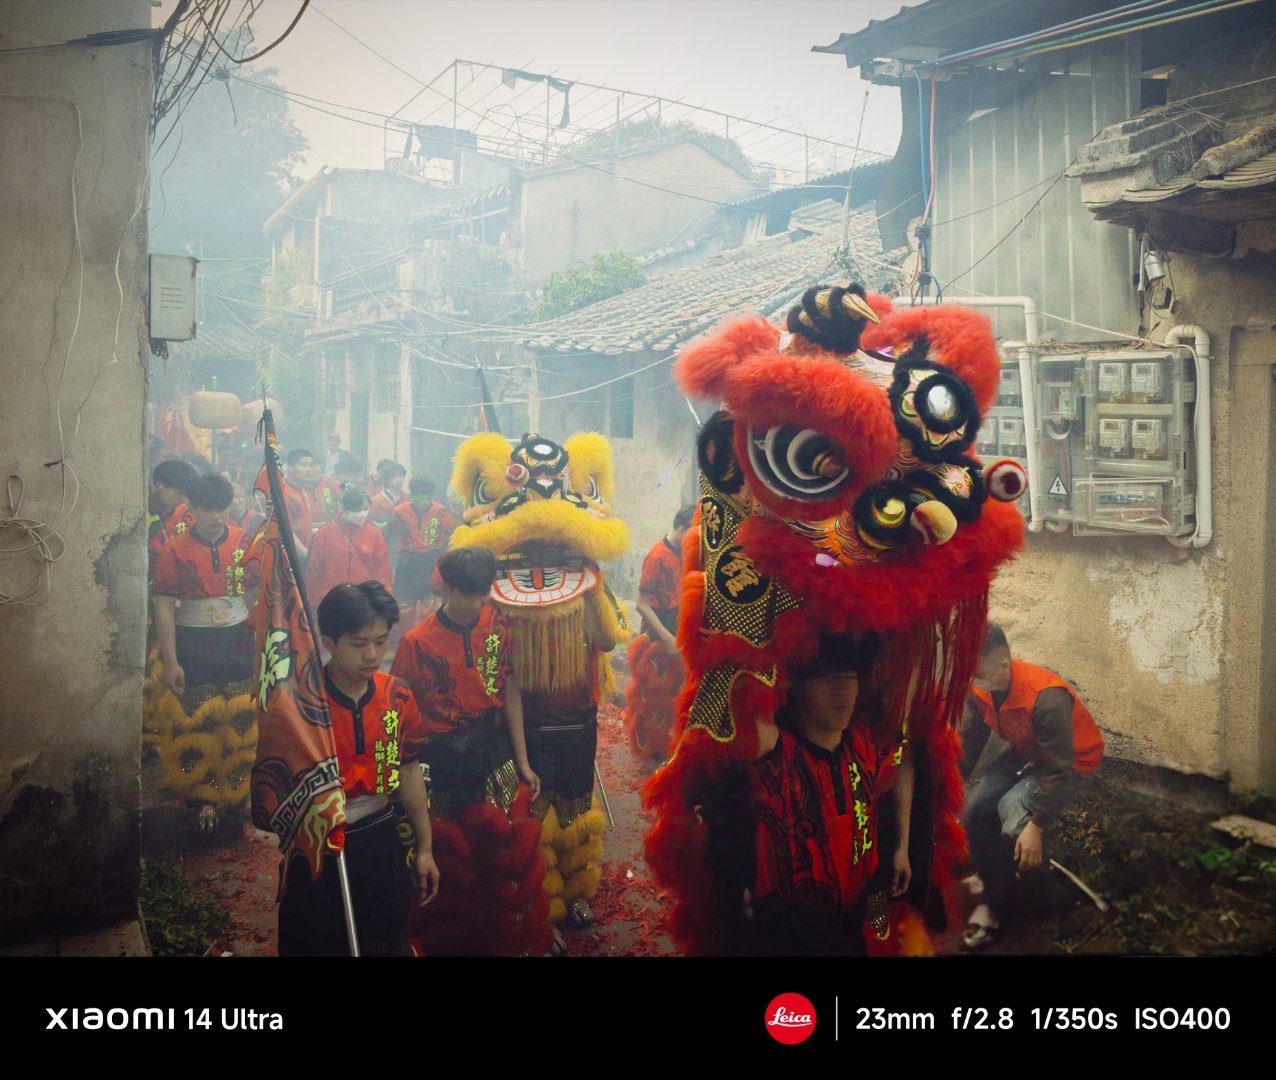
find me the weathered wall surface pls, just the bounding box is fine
[529,352,697,602]
[606,367,698,602]
[991,239,1276,794]
[0,0,152,941]
[520,142,757,287]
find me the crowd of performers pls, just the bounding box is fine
[143,444,458,826]
[143,279,1110,957]
[143,428,625,956]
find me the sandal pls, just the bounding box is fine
[546,928,567,957]
[567,898,596,928]
[961,917,1002,952]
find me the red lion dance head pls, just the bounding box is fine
[643,283,1025,954]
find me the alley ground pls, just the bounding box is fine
[142,700,1276,958]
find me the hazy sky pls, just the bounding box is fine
[160,0,907,177]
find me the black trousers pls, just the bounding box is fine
[277,808,413,957]
[962,753,1075,914]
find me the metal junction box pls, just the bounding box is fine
[148,254,198,342]
[982,345,1197,539]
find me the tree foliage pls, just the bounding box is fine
[535,252,646,321]
[150,67,308,311]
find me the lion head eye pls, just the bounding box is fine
[745,424,852,502]
[912,372,974,434]
[586,476,601,502]
[472,476,494,505]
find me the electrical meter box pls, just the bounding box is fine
[148,254,198,342]
[980,354,1031,519]
[1004,344,1198,540]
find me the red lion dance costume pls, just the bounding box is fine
[623,535,684,762]
[644,284,1026,955]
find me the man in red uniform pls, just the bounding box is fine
[625,504,695,761]
[701,632,885,955]
[958,623,1104,950]
[147,458,199,576]
[635,504,694,650]
[286,447,338,535]
[389,548,547,956]
[387,477,457,618]
[278,581,440,956]
[392,547,538,799]
[305,487,392,608]
[153,473,258,696]
[369,460,408,527]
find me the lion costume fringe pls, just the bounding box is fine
[643,284,1026,955]
[143,648,258,815]
[623,634,683,762]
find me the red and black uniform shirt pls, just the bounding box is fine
[746,724,881,912]
[152,524,258,601]
[389,500,456,554]
[296,479,341,533]
[147,502,196,577]
[639,536,681,637]
[390,604,511,737]
[323,671,427,798]
[279,483,312,541]
[317,476,343,525]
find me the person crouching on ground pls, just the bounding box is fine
[277,581,440,956]
[958,623,1104,951]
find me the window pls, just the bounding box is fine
[375,349,401,413]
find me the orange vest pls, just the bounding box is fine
[970,659,1103,775]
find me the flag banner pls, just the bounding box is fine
[250,407,345,893]
[477,364,501,435]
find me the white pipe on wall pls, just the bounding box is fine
[1163,325,1212,549]
[906,296,1042,530]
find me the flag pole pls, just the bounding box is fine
[257,406,361,957]
[335,851,362,957]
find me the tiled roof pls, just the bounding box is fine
[1070,114,1276,225]
[519,204,896,354]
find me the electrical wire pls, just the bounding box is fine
[972,0,1264,67]
[921,0,1187,68]
[941,169,1071,288]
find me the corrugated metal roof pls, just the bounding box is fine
[519,205,896,354]
[811,0,1107,70]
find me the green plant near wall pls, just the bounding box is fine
[535,252,646,321]
[140,859,231,957]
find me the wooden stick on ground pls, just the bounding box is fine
[1049,858,1110,912]
[595,762,616,827]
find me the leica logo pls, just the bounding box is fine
[764,993,816,1045]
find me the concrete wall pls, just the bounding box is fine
[0,0,152,941]
[520,142,758,288]
[990,235,1276,794]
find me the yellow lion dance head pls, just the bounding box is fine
[450,431,631,695]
